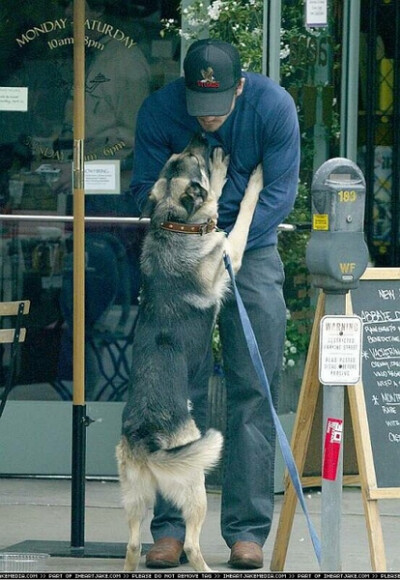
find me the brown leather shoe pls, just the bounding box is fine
[145,537,184,568]
[228,541,264,569]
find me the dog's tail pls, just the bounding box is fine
[149,428,223,483]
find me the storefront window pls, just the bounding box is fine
[358,0,399,266]
[0,1,179,401]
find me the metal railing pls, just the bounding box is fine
[0,214,311,232]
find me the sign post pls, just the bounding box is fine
[271,269,400,572]
[305,158,368,570]
[71,0,87,552]
[318,311,362,569]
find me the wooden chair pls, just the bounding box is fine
[0,300,30,419]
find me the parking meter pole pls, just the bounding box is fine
[306,158,369,573]
[321,292,346,572]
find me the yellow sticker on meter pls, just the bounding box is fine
[313,214,329,230]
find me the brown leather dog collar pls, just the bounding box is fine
[159,218,216,235]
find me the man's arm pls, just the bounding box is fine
[251,93,300,244]
[128,99,172,214]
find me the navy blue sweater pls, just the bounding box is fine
[129,72,300,249]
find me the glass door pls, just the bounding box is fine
[0,0,179,475]
[0,0,180,405]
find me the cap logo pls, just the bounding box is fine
[197,67,220,89]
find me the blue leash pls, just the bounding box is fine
[224,253,322,565]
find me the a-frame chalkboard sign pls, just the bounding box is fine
[271,268,400,572]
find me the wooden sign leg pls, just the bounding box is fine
[270,292,325,571]
[361,492,386,571]
[347,381,387,571]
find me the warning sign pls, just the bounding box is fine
[319,315,363,385]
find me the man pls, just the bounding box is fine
[129,39,300,570]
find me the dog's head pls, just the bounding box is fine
[142,134,217,225]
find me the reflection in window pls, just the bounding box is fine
[0,0,179,401]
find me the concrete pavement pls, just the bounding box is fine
[1,478,400,573]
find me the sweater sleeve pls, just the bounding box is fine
[253,91,300,243]
[128,98,173,214]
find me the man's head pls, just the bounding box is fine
[183,39,244,124]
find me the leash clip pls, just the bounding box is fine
[199,222,209,236]
[200,218,216,236]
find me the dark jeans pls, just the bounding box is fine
[150,245,286,548]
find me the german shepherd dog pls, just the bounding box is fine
[116,134,262,572]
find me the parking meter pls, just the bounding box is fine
[306,158,369,293]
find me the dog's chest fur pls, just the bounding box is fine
[141,228,229,311]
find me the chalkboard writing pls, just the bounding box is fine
[351,279,400,488]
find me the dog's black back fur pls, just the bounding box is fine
[122,136,219,454]
[121,302,215,452]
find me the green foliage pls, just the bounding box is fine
[162,0,264,71]
[212,320,223,365]
[279,183,313,369]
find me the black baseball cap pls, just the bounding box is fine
[184,39,242,117]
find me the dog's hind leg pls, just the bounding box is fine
[116,441,155,571]
[123,505,145,571]
[118,473,149,571]
[122,470,156,571]
[158,474,211,572]
[181,481,212,572]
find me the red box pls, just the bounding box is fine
[322,418,343,481]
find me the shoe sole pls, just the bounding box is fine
[228,559,264,569]
[146,559,180,568]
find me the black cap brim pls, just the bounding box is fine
[185,86,236,117]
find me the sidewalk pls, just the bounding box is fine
[1,478,400,573]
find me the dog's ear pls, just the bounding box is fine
[140,196,157,218]
[181,180,208,216]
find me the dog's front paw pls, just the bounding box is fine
[210,148,229,198]
[211,147,229,178]
[211,147,229,172]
